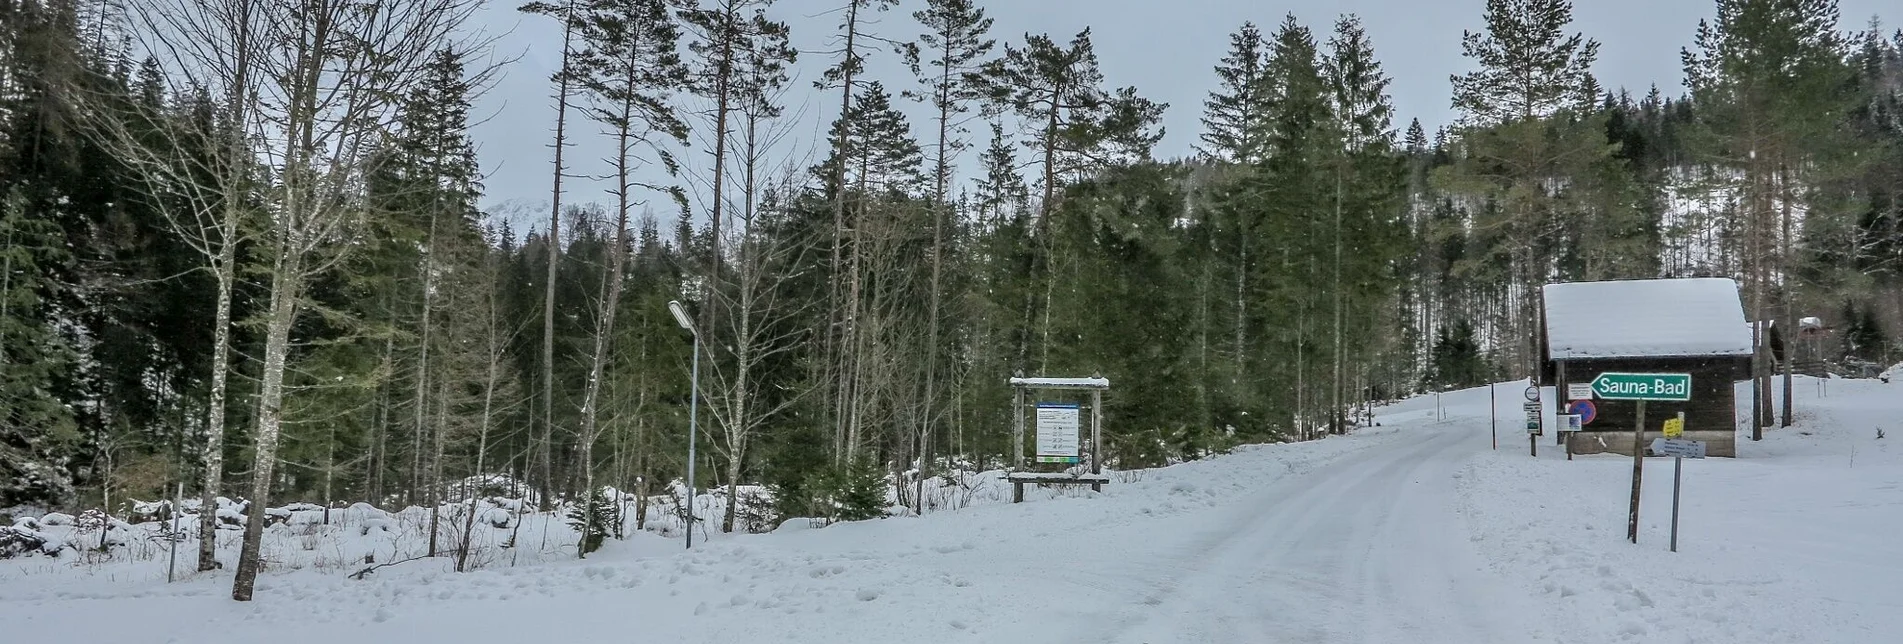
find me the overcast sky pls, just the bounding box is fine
[466,0,1896,224]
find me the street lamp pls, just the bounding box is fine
[667,300,700,549]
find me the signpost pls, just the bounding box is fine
[1567,382,1593,400]
[1590,372,1692,402]
[1662,416,1684,438]
[1600,372,1694,545]
[1650,411,1701,553]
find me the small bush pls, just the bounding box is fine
[801,456,887,523]
[566,488,616,556]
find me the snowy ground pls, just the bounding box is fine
[2,374,1897,643]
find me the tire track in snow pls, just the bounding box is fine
[1072,427,1547,644]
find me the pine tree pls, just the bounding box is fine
[566,0,688,555]
[973,28,1165,372]
[1441,0,1606,378]
[1200,22,1272,164]
[517,0,585,507]
[1682,0,1854,432]
[901,0,993,511]
[1451,0,1601,124]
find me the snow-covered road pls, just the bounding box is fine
[1080,426,1541,644]
[7,374,1898,643]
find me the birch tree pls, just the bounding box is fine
[218,0,480,602]
[96,0,263,572]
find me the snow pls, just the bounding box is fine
[1004,472,1111,482]
[1542,277,1754,360]
[1008,376,1111,389]
[1460,375,1903,643]
[2,374,1898,643]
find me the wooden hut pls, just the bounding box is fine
[1539,278,1754,457]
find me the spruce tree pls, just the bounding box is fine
[1256,14,1340,439]
[1322,14,1405,433]
[1200,22,1272,164]
[0,189,79,508]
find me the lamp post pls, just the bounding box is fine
[667,300,700,549]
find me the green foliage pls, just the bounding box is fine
[796,456,886,523]
[0,189,79,507]
[1200,22,1272,163]
[566,487,617,556]
[1427,319,1490,390]
[1451,0,1601,124]
[1841,301,1890,362]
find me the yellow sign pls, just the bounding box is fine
[1663,417,1684,438]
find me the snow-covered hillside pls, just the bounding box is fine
[1,374,1897,643]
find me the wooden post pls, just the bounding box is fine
[1628,399,1646,544]
[1012,384,1025,471]
[1556,361,1568,444]
[1090,388,1104,492]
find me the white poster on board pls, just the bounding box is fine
[1035,403,1081,463]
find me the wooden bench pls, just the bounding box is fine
[1005,472,1111,503]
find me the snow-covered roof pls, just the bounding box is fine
[1542,278,1753,360]
[1008,376,1110,389]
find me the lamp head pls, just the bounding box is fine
[667,300,694,332]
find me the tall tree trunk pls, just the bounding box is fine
[1778,164,1795,428]
[574,110,636,558]
[417,210,439,554]
[540,1,578,510]
[1331,165,1345,435]
[231,233,306,602]
[196,238,236,571]
[427,362,449,556]
[827,0,863,463]
[197,0,254,571]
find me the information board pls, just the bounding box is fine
[1035,403,1081,463]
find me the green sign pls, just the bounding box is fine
[1589,372,1692,402]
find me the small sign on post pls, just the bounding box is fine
[1651,412,1701,554]
[1650,438,1705,458]
[1523,401,1542,457]
[1662,416,1684,438]
[1567,382,1594,400]
[1566,399,1597,425]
